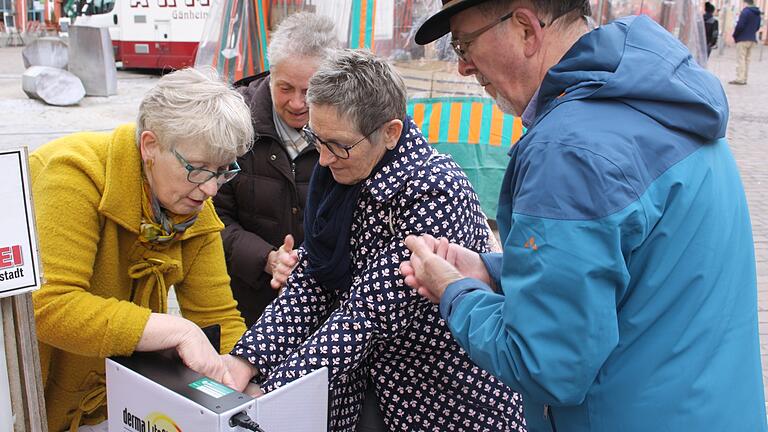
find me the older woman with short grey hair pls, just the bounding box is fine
[214,12,339,325]
[31,68,252,432]
[225,49,526,432]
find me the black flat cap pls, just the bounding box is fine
[415,0,491,45]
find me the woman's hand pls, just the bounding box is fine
[244,381,265,398]
[136,313,235,387]
[220,354,259,392]
[175,325,235,388]
[269,235,299,289]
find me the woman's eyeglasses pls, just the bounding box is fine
[172,149,241,185]
[301,123,384,160]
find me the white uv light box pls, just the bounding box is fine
[106,350,328,432]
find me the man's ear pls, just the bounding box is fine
[139,130,160,162]
[514,8,545,57]
[383,119,404,150]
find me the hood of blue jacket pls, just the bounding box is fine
[744,6,761,17]
[536,15,728,141]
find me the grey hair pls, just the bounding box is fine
[478,0,592,27]
[307,49,406,139]
[267,12,339,70]
[136,67,254,161]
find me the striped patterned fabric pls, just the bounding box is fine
[349,0,376,49]
[408,96,524,217]
[408,96,524,146]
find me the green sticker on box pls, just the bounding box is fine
[189,377,234,399]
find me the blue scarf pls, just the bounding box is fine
[303,121,407,293]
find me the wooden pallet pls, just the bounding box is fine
[1,294,47,432]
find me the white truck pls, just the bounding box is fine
[67,0,211,69]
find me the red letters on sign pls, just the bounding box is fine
[12,245,22,266]
[0,245,22,269]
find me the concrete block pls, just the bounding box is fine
[22,37,69,69]
[22,66,85,106]
[67,25,117,96]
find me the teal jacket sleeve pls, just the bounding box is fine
[480,252,503,286]
[439,277,493,319]
[439,253,501,319]
[443,206,646,406]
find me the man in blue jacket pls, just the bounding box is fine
[730,0,762,84]
[400,0,767,430]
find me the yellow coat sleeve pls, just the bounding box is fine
[176,231,247,353]
[30,151,151,360]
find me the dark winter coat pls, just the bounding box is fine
[703,12,718,48]
[213,72,318,325]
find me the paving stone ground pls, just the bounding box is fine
[0,46,159,150]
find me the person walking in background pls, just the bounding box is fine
[400,0,766,430]
[703,1,719,56]
[213,12,338,326]
[730,0,761,84]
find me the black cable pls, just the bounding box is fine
[229,411,266,432]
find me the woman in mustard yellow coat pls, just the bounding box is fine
[29,68,253,431]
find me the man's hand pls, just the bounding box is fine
[268,235,299,289]
[400,235,466,303]
[403,234,491,283]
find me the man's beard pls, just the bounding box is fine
[476,73,517,115]
[494,94,517,115]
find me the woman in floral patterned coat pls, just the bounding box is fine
[224,49,527,432]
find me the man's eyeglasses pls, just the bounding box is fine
[450,10,546,63]
[172,149,241,185]
[300,123,385,160]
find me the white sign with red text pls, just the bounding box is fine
[0,148,40,298]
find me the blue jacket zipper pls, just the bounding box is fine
[544,405,557,432]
